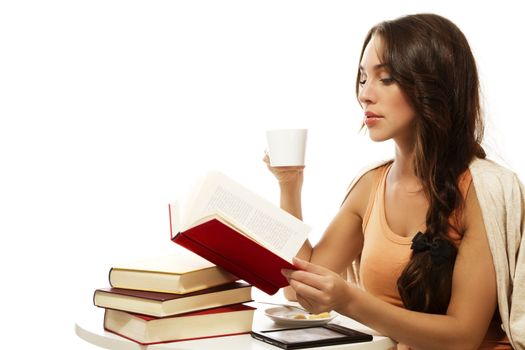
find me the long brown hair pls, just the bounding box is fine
[356,14,486,314]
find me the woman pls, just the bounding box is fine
[264,14,524,349]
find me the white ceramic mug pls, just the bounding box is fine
[266,129,308,166]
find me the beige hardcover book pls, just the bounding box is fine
[104,304,255,345]
[109,246,238,294]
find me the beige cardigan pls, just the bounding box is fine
[345,158,524,349]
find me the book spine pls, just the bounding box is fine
[173,232,279,295]
[108,267,115,287]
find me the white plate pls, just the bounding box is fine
[264,306,336,326]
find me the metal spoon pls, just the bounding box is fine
[256,301,308,312]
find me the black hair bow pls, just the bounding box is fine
[411,231,456,265]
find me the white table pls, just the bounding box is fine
[75,291,396,350]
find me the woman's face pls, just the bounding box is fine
[358,35,416,145]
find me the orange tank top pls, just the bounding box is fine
[359,163,510,349]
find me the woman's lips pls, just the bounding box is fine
[364,112,383,127]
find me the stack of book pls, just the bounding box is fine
[92,171,311,345]
[93,246,255,345]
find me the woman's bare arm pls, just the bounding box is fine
[281,168,378,300]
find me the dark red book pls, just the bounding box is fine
[94,281,252,317]
[172,218,294,295]
[169,172,310,295]
[103,304,255,345]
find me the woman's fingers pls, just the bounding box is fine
[283,259,335,292]
[283,257,351,314]
[289,276,337,314]
[263,152,270,164]
[296,294,321,314]
[263,150,305,171]
[290,270,330,294]
[293,257,322,271]
[288,274,325,300]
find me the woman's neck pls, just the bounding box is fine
[389,143,421,191]
[393,140,415,171]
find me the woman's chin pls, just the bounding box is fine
[368,132,390,143]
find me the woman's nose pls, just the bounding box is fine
[358,81,376,105]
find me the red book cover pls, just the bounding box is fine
[95,281,251,302]
[129,303,254,320]
[172,218,296,295]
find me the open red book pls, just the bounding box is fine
[169,172,310,295]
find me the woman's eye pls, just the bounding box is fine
[359,79,367,85]
[380,77,395,85]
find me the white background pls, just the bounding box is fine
[1,1,523,349]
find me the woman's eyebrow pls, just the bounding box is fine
[359,63,388,72]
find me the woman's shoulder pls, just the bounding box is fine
[347,159,393,192]
[342,159,392,205]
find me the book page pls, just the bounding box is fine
[169,200,181,236]
[184,171,310,262]
[179,175,205,231]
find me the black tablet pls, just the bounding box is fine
[251,324,373,349]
